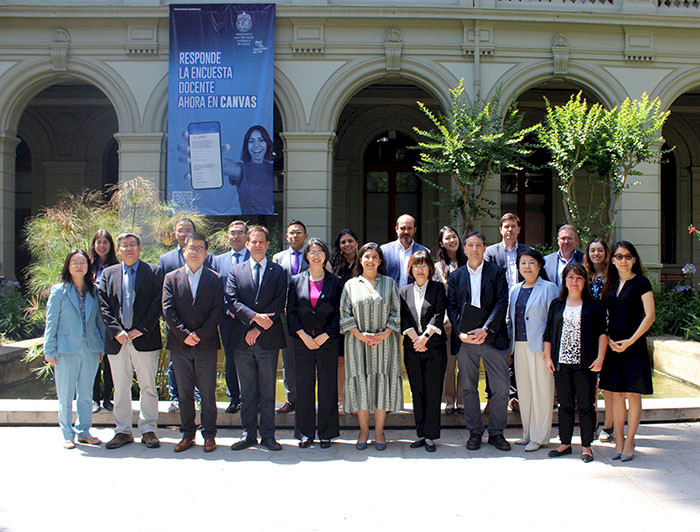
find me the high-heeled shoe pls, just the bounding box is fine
[620,454,634,462]
[612,452,622,460]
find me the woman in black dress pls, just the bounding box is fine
[600,241,656,462]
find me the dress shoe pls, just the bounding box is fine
[445,407,456,415]
[524,442,541,452]
[298,438,313,449]
[174,438,195,452]
[203,437,217,453]
[63,439,75,450]
[276,401,295,414]
[548,446,573,458]
[466,433,482,450]
[105,432,134,450]
[620,454,634,462]
[77,435,102,445]
[355,441,368,450]
[141,432,160,448]
[582,453,594,463]
[231,438,257,451]
[456,407,465,415]
[425,440,436,453]
[375,441,387,451]
[261,438,283,451]
[409,438,426,449]
[102,401,113,412]
[225,402,240,414]
[92,401,101,414]
[488,434,511,451]
[320,440,332,449]
[612,452,622,460]
[515,437,530,445]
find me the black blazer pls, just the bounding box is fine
[162,266,224,352]
[400,280,447,352]
[98,261,164,355]
[447,261,509,350]
[225,259,288,351]
[543,298,607,370]
[286,271,343,342]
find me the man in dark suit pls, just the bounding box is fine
[447,231,511,452]
[98,232,163,450]
[158,217,212,412]
[543,224,584,288]
[163,233,224,453]
[226,225,288,451]
[272,220,309,414]
[380,214,430,288]
[483,212,533,411]
[213,220,250,414]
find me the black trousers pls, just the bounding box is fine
[555,364,597,447]
[294,339,340,441]
[92,356,113,404]
[235,346,278,440]
[171,348,218,439]
[404,345,446,440]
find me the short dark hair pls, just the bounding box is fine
[517,248,545,270]
[353,242,386,277]
[464,231,486,245]
[287,220,307,233]
[175,217,197,232]
[61,249,94,294]
[185,232,209,251]
[499,213,520,228]
[407,250,435,279]
[303,238,330,266]
[558,262,590,301]
[228,220,248,232]
[247,225,270,242]
[116,232,141,247]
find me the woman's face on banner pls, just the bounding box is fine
[248,129,267,164]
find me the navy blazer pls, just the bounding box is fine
[44,282,105,358]
[484,241,534,284]
[286,271,343,341]
[506,277,559,354]
[98,261,164,355]
[380,239,430,286]
[162,266,224,352]
[213,248,250,344]
[447,261,509,350]
[225,260,288,351]
[158,246,213,276]
[399,280,447,352]
[543,249,584,286]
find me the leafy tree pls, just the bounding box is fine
[413,80,538,232]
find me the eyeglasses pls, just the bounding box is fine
[412,264,430,270]
[613,253,634,261]
[307,250,325,257]
[187,246,206,253]
[119,244,139,250]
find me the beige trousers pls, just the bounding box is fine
[514,341,554,444]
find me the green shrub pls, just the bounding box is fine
[649,280,700,337]
[0,283,45,343]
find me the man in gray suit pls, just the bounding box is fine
[272,220,309,413]
[543,224,584,288]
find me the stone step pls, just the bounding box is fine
[1,398,699,428]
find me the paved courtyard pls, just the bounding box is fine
[1,423,699,532]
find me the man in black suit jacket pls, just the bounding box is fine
[226,225,288,451]
[447,231,511,452]
[163,233,224,453]
[98,232,163,450]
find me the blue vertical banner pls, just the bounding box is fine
[168,4,275,215]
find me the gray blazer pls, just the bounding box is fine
[484,241,533,284]
[543,249,584,286]
[506,277,559,354]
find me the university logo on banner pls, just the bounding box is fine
[167,4,275,216]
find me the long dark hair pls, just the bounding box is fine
[584,237,610,281]
[61,249,94,294]
[353,242,386,277]
[557,262,590,301]
[240,125,273,162]
[435,225,466,280]
[89,229,118,277]
[602,240,644,300]
[331,228,359,275]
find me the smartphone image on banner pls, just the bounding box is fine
[187,121,223,190]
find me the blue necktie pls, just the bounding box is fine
[122,266,134,329]
[234,252,241,265]
[254,262,261,301]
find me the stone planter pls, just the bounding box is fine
[648,335,700,388]
[0,338,43,390]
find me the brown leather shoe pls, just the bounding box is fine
[141,431,161,448]
[105,432,134,450]
[203,437,217,452]
[174,438,194,452]
[276,401,295,414]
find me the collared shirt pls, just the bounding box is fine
[503,241,519,289]
[249,257,268,288]
[186,265,204,300]
[231,248,246,266]
[397,240,415,289]
[402,281,442,337]
[467,260,484,309]
[556,251,575,287]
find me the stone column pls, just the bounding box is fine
[114,133,165,192]
[280,131,336,242]
[0,134,20,281]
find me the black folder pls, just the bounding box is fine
[458,303,490,334]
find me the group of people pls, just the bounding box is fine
[43,212,655,463]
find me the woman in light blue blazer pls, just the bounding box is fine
[44,249,105,448]
[506,248,559,452]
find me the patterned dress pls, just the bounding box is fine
[340,274,403,413]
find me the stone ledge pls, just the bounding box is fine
[650,335,700,388]
[1,398,698,428]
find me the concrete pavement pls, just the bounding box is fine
[0,423,699,532]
